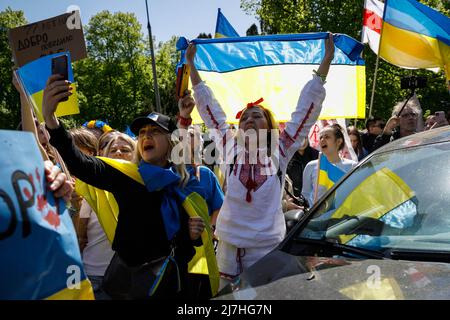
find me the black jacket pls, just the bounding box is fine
[286,146,319,198]
[373,128,402,151]
[48,124,196,268]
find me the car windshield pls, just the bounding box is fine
[296,140,450,255]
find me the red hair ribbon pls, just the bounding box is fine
[235,97,265,119]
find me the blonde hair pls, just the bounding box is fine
[133,132,190,188]
[102,133,136,159]
[392,99,421,117]
[69,127,98,156]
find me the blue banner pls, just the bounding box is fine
[0,130,93,299]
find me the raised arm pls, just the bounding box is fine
[185,43,229,137]
[280,33,334,166]
[42,75,123,191]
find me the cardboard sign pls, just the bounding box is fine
[8,11,87,67]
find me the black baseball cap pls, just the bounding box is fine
[130,112,176,135]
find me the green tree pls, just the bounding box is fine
[241,0,449,121]
[0,7,27,129]
[197,33,212,38]
[154,36,179,117]
[73,11,151,130]
[246,23,259,36]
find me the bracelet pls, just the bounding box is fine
[177,113,193,126]
[313,70,327,83]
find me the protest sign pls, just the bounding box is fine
[0,130,93,299]
[8,11,87,67]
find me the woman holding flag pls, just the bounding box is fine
[40,74,219,299]
[302,124,357,207]
[183,33,335,289]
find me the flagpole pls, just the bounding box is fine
[145,0,162,113]
[313,153,322,204]
[368,0,388,119]
[368,54,380,118]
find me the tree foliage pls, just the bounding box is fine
[241,0,449,121]
[0,9,180,131]
[0,7,27,129]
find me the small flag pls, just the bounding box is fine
[17,52,79,122]
[215,8,239,38]
[317,152,346,191]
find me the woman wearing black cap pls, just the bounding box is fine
[40,75,209,300]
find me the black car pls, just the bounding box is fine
[216,126,450,300]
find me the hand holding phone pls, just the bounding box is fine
[51,54,69,102]
[176,64,190,99]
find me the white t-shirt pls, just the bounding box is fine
[79,200,115,276]
[302,157,357,207]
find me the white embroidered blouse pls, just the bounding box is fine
[192,75,326,248]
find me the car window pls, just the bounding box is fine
[296,141,450,254]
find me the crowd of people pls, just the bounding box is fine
[10,32,450,300]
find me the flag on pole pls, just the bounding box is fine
[215,8,240,38]
[17,52,79,122]
[317,152,346,191]
[379,0,450,82]
[362,0,384,54]
[177,33,366,123]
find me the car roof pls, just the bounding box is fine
[373,125,450,154]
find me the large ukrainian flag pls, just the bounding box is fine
[177,32,366,123]
[215,8,240,38]
[379,0,450,81]
[17,52,79,122]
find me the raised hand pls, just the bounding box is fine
[42,75,73,129]
[178,89,195,118]
[185,43,197,66]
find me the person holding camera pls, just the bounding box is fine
[373,96,423,150]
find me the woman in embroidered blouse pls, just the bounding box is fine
[181,33,335,289]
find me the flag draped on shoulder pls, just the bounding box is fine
[177,32,365,122]
[74,157,220,297]
[379,0,450,81]
[0,130,93,300]
[362,0,384,54]
[215,8,239,38]
[17,52,79,122]
[317,152,346,191]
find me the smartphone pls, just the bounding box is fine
[51,54,69,102]
[176,64,190,99]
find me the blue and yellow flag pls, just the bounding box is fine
[379,0,450,82]
[17,52,79,123]
[0,130,93,300]
[317,153,345,191]
[75,157,220,297]
[177,32,365,122]
[215,8,239,38]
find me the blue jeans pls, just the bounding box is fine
[88,275,111,300]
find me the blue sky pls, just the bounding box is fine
[1,0,259,44]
